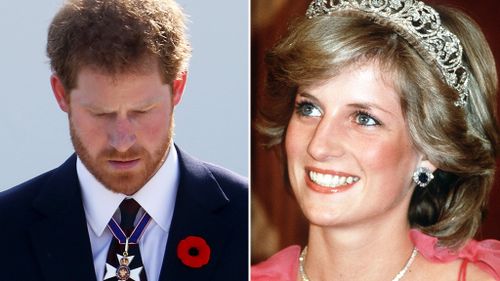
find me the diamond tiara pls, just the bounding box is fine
[306,0,470,107]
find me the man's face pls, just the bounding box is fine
[53,66,184,195]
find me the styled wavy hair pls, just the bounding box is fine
[47,0,191,90]
[259,5,498,248]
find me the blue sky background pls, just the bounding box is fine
[0,0,249,190]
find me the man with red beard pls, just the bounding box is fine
[0,0,248,281]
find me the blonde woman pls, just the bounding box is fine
[252,0,500,280]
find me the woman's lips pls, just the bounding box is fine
[305,167,360,194]
[108,159,140,170]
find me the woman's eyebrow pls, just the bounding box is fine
[346,102,395,117]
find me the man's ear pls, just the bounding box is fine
[50,74,70,113]
[172,71,187,106]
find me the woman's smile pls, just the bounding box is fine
[306,167,360,193]
[285,62,421,227]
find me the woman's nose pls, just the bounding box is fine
[307,117,345,161]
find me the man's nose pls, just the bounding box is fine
[108,117,137,152]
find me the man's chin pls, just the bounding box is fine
[77,148,168,195]
[100,177,146,195]
[93,168,149,195]
[89,165,148,195]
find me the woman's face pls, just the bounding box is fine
[285,62,422,228]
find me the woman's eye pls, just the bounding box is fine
[355,111,380,126]
[296,102,322,117]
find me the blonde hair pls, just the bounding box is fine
[259,5,498,248]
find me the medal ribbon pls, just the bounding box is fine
[107,212,152,244]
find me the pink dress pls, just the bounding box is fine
[251,230,500,281]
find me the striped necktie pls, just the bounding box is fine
[103,199,149,281]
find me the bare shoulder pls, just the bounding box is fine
[465,262,495,281]
[413,257,461,280]
[413,256,494,281]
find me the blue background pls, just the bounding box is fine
[0,0,249,190]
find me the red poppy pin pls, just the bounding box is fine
[177,236,211,268]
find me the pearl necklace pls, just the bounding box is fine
[299,246,418,281]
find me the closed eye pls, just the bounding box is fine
[133,104,157,115]
[92,112,113,118]
[295,101,322,117]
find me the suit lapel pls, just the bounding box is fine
[30,155,97,281]
[158,148,233,281]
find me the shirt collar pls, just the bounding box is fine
[78,145,180,236]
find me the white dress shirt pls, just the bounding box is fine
[77,146,180,281]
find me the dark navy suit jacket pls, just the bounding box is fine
[0,147,248,281]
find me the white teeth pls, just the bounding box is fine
[309,171,359,188]
[339,176,346,185]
